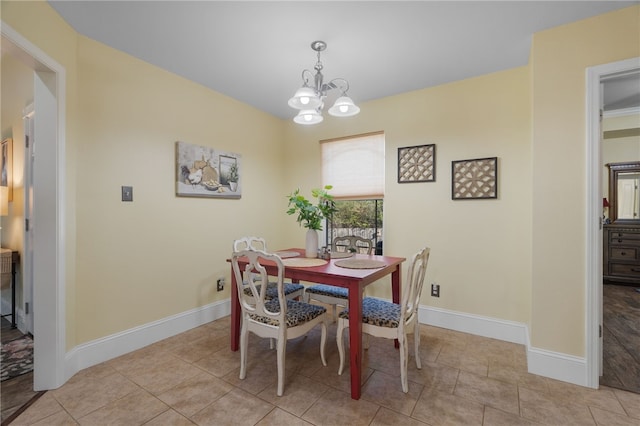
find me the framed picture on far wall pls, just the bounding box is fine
[451,156,498,200]
[175,141,241,199]
[1,138,13,201]
[397,144,435,183]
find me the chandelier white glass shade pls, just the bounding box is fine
[288,41,360,125]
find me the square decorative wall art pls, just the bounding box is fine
[176,141,241,199]
[397,144,435,183]
[451,157,498,200]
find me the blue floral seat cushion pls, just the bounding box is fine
[338,297,401,328]
[305,284,348,299]
[248,299,327,327]
[243,282,305,299]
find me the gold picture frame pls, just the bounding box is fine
[1,138,13,201]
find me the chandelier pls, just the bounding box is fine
[288,41,360,125]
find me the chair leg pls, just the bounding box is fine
[400,333,409,393]
[276,336,286,397]
[331,304,337,323]
[239,320,249,380]
[336,320,346,375]
[320,317,328,366]
[414,322,422,369]
[363,333,370,350]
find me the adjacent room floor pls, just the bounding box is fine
[6,314,640,425]
[601,283,640,394]
[0,317,41,424]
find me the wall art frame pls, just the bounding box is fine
[1,138,13,201]
[397,144,436,183]
[451,156,498,200]
[175,140,241,199]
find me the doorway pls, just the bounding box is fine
[586,57,640,390]
[600,70,640,393]
[1,22,66,390]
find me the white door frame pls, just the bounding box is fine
[1,22,66,390]
[22,104,34,335]
[585,56,640,388]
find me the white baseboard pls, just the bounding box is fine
[64,299,231,382]
[527,346,590,388]
[58,300,589,389]
[418,305,589,388]
[419,305,527,344]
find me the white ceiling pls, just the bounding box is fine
[48,1,639,120]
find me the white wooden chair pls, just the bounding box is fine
[336,246,430,393]
[331,235,374,255]
[304,236,374,321]
[233,237,304,300]
[231,247,328,396]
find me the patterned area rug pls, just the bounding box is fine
[1,335,33,381]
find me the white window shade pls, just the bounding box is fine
[321,131,385,199]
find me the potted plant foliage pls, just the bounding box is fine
[228,162,239,192]
[286,185,337,257]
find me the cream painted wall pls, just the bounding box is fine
[284,67,532,325]
[531,6,640,356]
[604,114,640,132]
[74,37,286,342]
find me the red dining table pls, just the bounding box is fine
[229,248,405,400]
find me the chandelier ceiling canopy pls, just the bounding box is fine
[288,41,360,125]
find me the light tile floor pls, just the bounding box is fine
[11,315,640,425]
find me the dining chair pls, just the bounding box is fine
[332,235,374,254]
[336,246,430,393]
[233,236,304,300]
[231,247,328,396]
[303,236,374,321]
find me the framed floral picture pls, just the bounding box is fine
[397,144,435,183]
[451,157,498,200]
[175,141,241,199]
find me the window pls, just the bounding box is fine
[321,132,385,253]
[329,199,384,254]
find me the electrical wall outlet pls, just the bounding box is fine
[217,278,225,292]
[431,283,440,297]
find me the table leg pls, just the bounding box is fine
[348,285,364,400]
[230,267,240,351]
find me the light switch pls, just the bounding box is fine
[121,186,133,202]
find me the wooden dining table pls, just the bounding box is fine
[229,248,405,400]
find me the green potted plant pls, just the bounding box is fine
[228,162,239,192]
[286,185,337,257]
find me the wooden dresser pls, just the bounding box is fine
[603,225,640,284]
